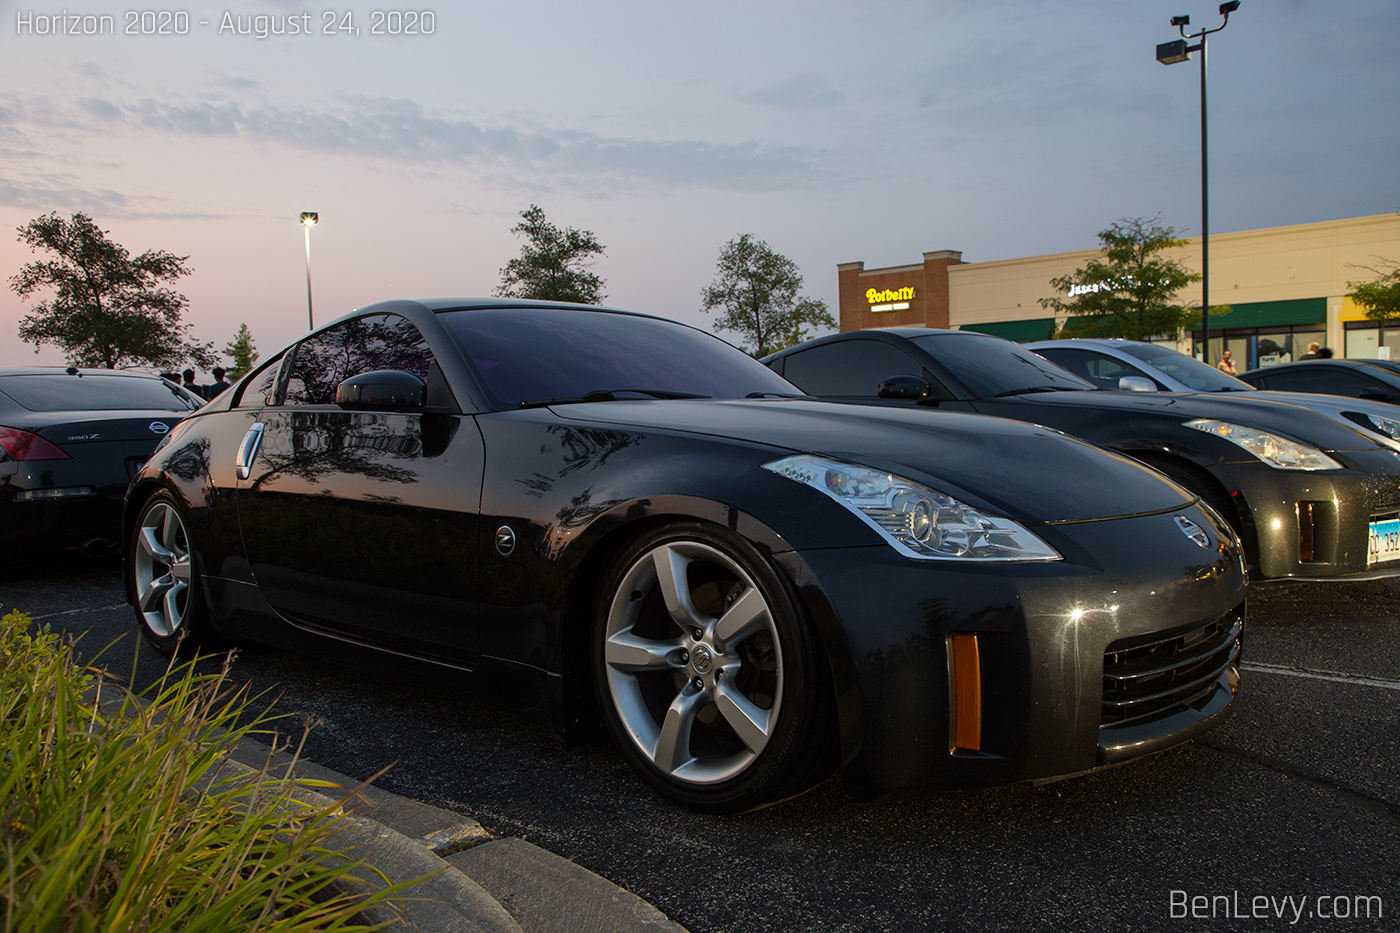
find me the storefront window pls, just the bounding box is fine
[1344,323,1400,360]
[1191,326,1327,370]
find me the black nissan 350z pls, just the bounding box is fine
[124,300,1246,812]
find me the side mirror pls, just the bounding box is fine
[877,374,934,402]
[336,370,427,412]
[1118,376,1158,392]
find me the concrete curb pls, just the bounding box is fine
[215,750,522,933]
[227,738,691,933]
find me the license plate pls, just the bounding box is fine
[1368,517,1400,565]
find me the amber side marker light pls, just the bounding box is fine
[949,632,982,753]
[1298,501,1316,562]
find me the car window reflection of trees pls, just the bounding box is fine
[284,315,433,406]
[247,315,448,490]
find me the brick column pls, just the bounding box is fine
[919,250,962,329]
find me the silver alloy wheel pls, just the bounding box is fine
[134,500,193,639]
[603,540,784,785]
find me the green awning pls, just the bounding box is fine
[958,318,1057,342]
[1199,297,1326,330]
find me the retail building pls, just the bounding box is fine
[836,213,1400,369]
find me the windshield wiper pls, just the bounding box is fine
[517,388,710,409]
[744,391,804,399]
[992,386,1075,398]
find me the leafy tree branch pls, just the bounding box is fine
[10,211,215,370]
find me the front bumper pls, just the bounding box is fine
[777,501,1247,799]
[1215,448,1400,581]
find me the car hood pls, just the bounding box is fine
[1189,390,1400,449]
[553,398,1194,524]
[1011,389,1387,452]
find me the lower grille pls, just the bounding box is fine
[1101,610,1242,727]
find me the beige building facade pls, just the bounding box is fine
[838,213,1400,369]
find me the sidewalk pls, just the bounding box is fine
[226,737,692,933]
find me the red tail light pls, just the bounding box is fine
[0,427,71,461]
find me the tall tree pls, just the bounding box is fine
[10,212,215,369]
[700,234,835,357]
[224,323,260,380]
[494,205,606,304]
[1040,216,1227,341]
[1348,260,1400,348]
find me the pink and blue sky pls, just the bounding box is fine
[2,0,1397,369]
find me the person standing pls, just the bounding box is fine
[181,368,205,400]
[206,366,231,399]
[1217,350,1238,376]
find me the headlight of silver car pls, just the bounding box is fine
[762,454,1061,562]
[1365,413,1400,443]
[1185,419,1342,470]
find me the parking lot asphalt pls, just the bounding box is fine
[4,553,1396,932]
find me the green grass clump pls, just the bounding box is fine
[0,607,405,932]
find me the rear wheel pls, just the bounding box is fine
[592,522,834,812]
[130,492,214,654]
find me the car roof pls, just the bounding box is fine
[323,297,693,332]
[1242,359,1400,377]
[1023,339,1141,357]
[0,366,171,378]
[1025,338,1140,347]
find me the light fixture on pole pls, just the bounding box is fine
[299,211,318,331]
[1157,1,1240,365]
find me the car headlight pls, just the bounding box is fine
[762,454,1061,562]
[1185,419,1341,470]
[1366,413,1400,442]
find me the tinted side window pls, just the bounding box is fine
[283,314,434,407]
[233,352,286,409]
[1036,349,1150,390]
[1261,367,1375,398]
[781,341,922,397]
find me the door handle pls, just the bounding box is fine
[236,422,265,480]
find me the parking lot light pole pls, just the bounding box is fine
[1157,1,1239,365]
[300,211,318,331]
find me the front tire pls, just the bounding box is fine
[592,522,835,813]
[130,492,214,654]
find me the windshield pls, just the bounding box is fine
[440,307,799,407]
[909,333,1094,398]
[0,373,202,412]
[1118,343,1255,391]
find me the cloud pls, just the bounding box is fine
[0,174,130,213]
[9,93,833,191]
[732,76,847,109]
[0,168,226,220]
[78,98,121,120]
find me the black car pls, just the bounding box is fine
[765,328,1400,582]
[0,367,203,557]
[125,300,1245,812]
[1240,358,1400,405]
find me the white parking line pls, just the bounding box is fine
[1242,661,1400,691]
[32,602,129,620]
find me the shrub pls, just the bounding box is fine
[0,607,406,931]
